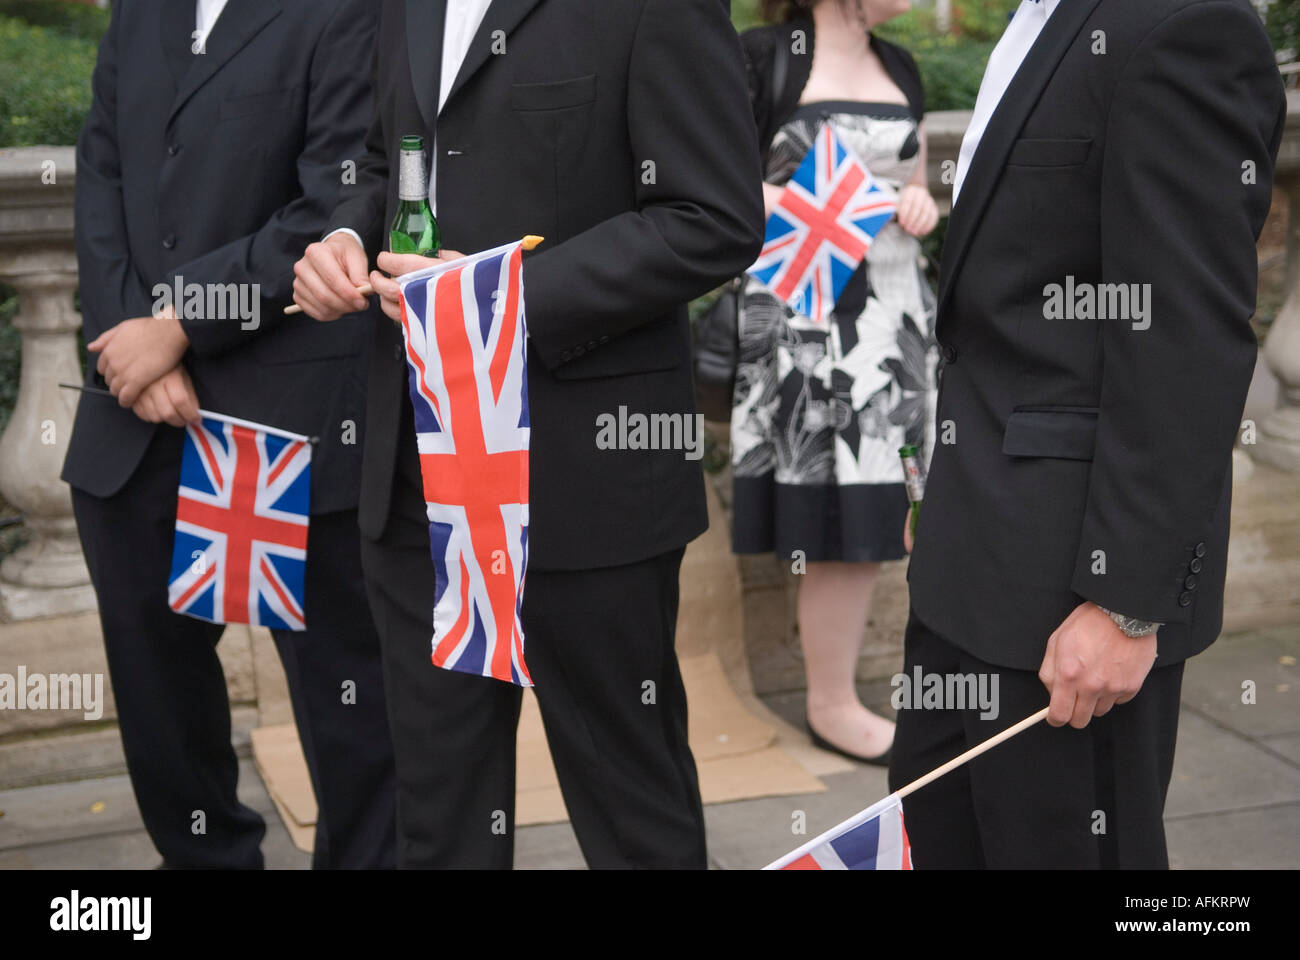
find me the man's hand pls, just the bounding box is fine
[370,250,465,323]
[88,309,190,409]
[130,366,200,428]
[292,232,372,322]
[1038,601,1158,730]
[903,515,914,554]
[896,184,939,238]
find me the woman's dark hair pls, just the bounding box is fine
[761,0,854,24]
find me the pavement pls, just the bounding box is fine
[1,622,1296,870]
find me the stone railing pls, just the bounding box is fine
[0,146,93,620]
[0,94,1297,630]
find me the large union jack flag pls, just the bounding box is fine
[765,793,913,870]
[397,240,532,687]
[167,412,311,631]
[748,123,898,323]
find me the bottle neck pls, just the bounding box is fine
[397,149,428,202]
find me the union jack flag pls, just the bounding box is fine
[765,793,913,870]
[396,240,532,686]
[167,412,311,631]
[748,123,897,323]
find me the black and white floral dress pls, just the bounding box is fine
[730,101,938,563]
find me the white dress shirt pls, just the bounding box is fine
[194,0,229,53]
[951,0,1060,207]
[330,0,493,249]
[431,0,494,211]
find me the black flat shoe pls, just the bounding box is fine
[807,719,893,767]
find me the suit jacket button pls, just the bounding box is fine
[1194,542,1207,558]
[599,335,609,344]
[942,344,958,364]
[1189,557,1203,573]
[163,234,176,249]
[1178,591,1193,607]
[1184,574,1198,590]
[560,350,571,361]
[167,143,180,157]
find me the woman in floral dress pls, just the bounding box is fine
[732,0,939,763]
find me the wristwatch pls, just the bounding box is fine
[1100,607,1161,638]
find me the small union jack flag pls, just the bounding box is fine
[167,412,311,631]
[397,240,532,687]
[748,123,897,323]
[765,793,913,870]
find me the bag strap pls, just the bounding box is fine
[770,33,789,121]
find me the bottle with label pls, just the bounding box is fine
[899,443,925,540]
[390,134,440,256]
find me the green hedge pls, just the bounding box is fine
[1267,0,1299,53]
[0,3,107,148]
[0,0,110,41]
[731,2,993,111]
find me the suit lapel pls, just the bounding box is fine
[443,0,545,109]
[160,0,195,88]
[167,0,283,127]
[937,0,1103,318]
[407,0,445,137]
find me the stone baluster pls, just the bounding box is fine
[0,147,95,620]
[1254,90,1300,472]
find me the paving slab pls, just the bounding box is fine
[1165,802,1300,870]
[1161,709,1300,819]
[704,766,889,871]
[0,705,260,791]
[514,821,584,870]
[0,759,278,852]
[1179,626,1300,739]
[1260,733,1300,765]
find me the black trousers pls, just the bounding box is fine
[888,609,1184,868]
[360,461,705,868]
[71,427,396,869]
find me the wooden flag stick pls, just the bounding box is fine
[283,234,545,315]
[894,706,1050,801]
[283,284,371,316]
[763,706,1049,868]
[57,383,319,444]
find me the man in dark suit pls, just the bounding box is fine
[291,0,764,867]
[891,0,1286,867]
[66,0,396,869]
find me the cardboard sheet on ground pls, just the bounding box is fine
[250,723,316,853]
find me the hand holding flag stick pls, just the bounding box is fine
[284,235,545,315]
[764,706,1050,869]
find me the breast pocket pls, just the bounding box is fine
[219,83,304,120]
[1007,137,1093,167]
[510,75,597,112]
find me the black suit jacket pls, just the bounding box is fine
[908,0,1287,670]
[64,0,379,514]
[333,0,765,569]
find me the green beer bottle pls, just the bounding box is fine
[899,444,925,540]
[390,134,440,256]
